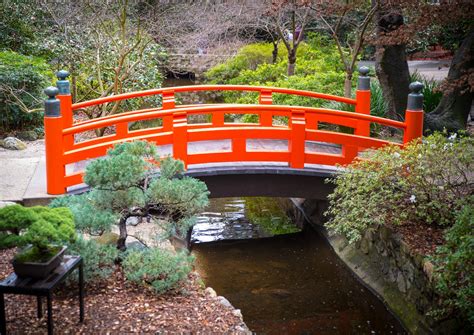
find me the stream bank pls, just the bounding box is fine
[295,198,469,335]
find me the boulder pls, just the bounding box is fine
[16,130,38,141]
[95,232,119,246]
[217,296,233,309]
[205,287,217,298]
[0,137,27,150]
[126,240,147,250]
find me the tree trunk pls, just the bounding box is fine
[424,28,474,132]
[117,215,128,251]
[287,49,296,76]
[375,6,410,120]
[344,71,353,98]
[272,42,278,64]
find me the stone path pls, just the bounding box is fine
[0,140,45,202]
[358,60,451,81]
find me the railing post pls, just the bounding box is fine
[56,70,73,149]
[259,89,273,126]
[172,111,188,168]
[403,82,424,144]
[289,109,305,168]
[162,91,175,130]
[355,66,371,137]
[44,87,66,195]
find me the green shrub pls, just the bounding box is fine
[22,207,75,251]
[205,42,288,84]
[205,34,346,111]
[67,236,118,282]
[325,133,473,244]
[123,248,194,294]
[0,51,53,132]
[0,205,76,251]
[430,203,474,325]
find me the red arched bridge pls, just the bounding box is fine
[43,68,424,195]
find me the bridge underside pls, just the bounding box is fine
[185,163,337,199]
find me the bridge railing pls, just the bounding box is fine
[43,67,424,195]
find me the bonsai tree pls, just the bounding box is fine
[0,204,38,249]
[51,141,209,251]
[0,205,76,262]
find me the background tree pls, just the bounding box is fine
[312,0,378,97]
[268,0,311,76]
[372,0,474,128]
[42,0,165,135]
[373,1,410,120]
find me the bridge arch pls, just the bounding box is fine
[43,69,424,195]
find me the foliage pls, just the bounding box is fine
[205,35,346,111]
[0,51,53,132]
[53,141,209,250]
[67,235,118,282]
[245,197,299,235]
[205,42,288,83]
[123,248,194,294]
[50,194,117,236]
[22,207,76,251]
[0,204,38,248]
[430,203,474,326]
[0,204,75,257]
[325,133,473,244]
[0,0,48,54]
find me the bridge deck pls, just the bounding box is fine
[24,139,342,204]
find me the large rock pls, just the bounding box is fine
[16,130,38,141]
[96,232,119,246]
[0,137,27,150]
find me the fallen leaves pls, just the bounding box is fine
[0,248,246,334]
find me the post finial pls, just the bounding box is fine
[44,86,60,117]
[357,66,370,90]
[359,66,369,76]
[44,86,59,99]
[407,81,424,111]
[409,81,424,94]
[56,70,71,95]
[56,70,70,80]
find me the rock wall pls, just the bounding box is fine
[293,198,467,335]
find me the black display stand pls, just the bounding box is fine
[0,256,84,335]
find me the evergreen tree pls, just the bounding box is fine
[51,141,209,250]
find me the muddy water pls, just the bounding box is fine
[192,197,405,334]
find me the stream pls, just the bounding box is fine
[191,197,405,334]
[165,77,405,333]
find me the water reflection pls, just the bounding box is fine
[191,197,300,243]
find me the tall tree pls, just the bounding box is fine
[312,1,378,97]
[373,1,410,120]
[373,0,474,128]
[424,28,474,132]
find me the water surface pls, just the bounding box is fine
[192,197,405,334]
